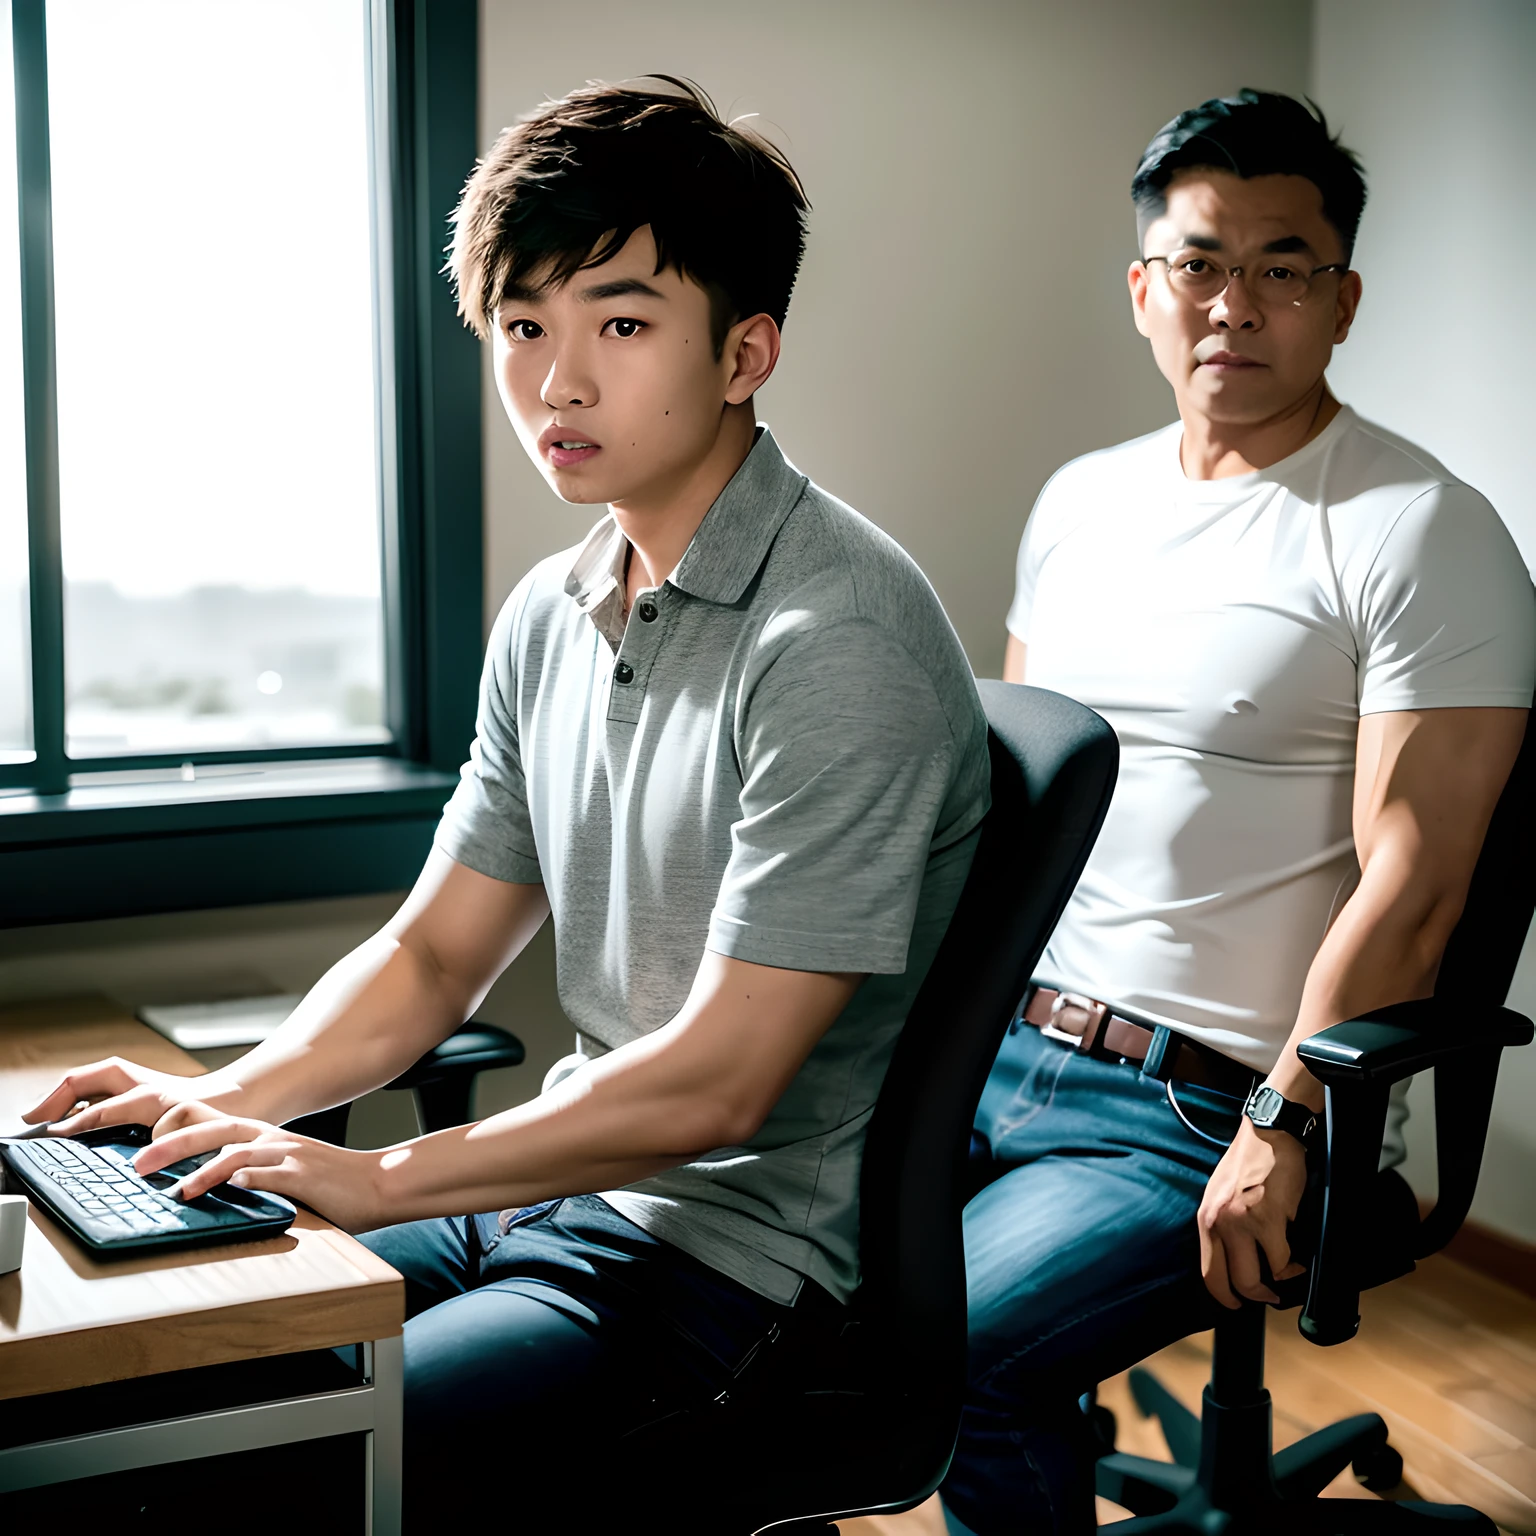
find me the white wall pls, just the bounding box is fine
[1313,0,1536,1243]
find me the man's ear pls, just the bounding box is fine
[1128,261,1152,340]
[723,313,781,405]
[1333,269,1363,346]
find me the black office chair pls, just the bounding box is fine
[1095,708,1536,1533]
[284,1021,525,1144]
[622,679,1119,1533]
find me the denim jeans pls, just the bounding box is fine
[356,1193,834,1533]
[941,1024,1245,1535]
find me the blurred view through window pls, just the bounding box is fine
[46,0,386,758]
[0,0,29,761]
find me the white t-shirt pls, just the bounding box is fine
[1008,405,1536,1074]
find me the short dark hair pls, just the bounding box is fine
[448,77,809,351]
[1131,89,1367,259]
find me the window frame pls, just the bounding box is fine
[0,0,481,926]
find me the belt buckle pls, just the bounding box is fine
[1040,991,1108,1053]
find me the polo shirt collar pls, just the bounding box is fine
[563,515,629,650]
[670,426,807,604]
[563,425,807,642]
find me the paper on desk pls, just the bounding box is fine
[136,994,303,1050]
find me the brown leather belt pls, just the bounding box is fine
[1022,986,1258,1098]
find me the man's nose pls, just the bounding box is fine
[1208,272,1263,331]
[541,349,597,409]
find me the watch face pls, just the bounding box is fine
[1248,1086,1284,1125]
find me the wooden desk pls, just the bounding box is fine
[0,996,404,1531]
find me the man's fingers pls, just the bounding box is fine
[173,1142,289,1202]
[51,1083,164,1137]
[1201,1229,1242,1310]
[1258,1223,1296,1288]
[22,1059,137,1124]
[133,1115,260,1177]
[152,1100,221,1137]
[226,1160,295,1195]
[1223,1231,1280,1305]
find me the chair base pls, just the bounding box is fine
[1100,1353,1497,1534]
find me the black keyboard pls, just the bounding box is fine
[1,1125,296,1255]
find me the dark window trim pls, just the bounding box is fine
[2,0,481,925]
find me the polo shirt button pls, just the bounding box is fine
[614,660,635,685]
[638,600,659,623]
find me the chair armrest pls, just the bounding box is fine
[1296,997,1533,1346]
[285,1024,527,1144]
[1297,998,1532,1084]
[387,1023,527,1135]
[385,1023,526,1090]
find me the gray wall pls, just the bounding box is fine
[1314,0,1536,1243]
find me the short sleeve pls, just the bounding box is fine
[707,619,966,975]
[1005,467,1075,642]
[1355,483,1536,717]
[433,589,545,884]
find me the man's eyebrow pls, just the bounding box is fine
[577,277,667,303]
[497,281,546,307]
[1167,233,1318,257]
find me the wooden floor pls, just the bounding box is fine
[838,1254,1536,1535]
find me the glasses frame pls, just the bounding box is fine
[1142,252,1350,310]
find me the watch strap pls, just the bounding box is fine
[1245,1084,1320,1146]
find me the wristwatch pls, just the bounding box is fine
[1244,1083,1320,1148]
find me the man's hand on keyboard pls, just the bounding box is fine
[130,1102,386,1233]
[22,1057,251,1139]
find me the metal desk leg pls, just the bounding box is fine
[365,1334,404,1536]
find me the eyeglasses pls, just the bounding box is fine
[1143,251,1349,309]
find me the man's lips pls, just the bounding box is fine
[1197,349,1266,370]
[538,424,602,467]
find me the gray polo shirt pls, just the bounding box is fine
[435,427,989,1304]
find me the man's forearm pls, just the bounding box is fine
[368,1020,744,1220]
[201,934,468,1125]
[360,954,862,1224]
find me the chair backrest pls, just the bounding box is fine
[857,679,1118,1407]
[1415,704,1536,1255]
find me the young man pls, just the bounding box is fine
[944,91,1534,1535]
[27,82,989,1528]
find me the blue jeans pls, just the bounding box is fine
[942,1024,1244,1535]
[356,1194,833,1533]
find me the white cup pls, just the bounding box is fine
[0,1193,26,1275]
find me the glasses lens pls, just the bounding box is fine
[1166,256,1225,303]
[1253,265,1309,305]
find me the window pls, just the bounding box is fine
[0,1,27,764]
[1,0,482,925]
[50,1,386,760]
